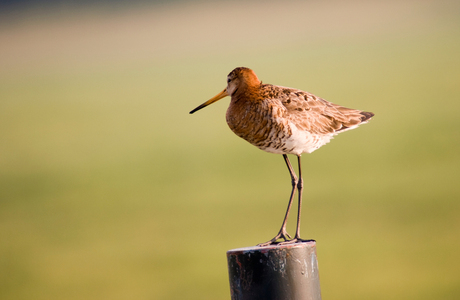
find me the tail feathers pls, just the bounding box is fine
[335,110,374,133]
[360,111,374,122]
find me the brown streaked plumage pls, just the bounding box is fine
[190,67,374,246]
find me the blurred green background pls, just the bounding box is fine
[1,0,459,299]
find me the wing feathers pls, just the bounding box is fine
[262,85,373,135]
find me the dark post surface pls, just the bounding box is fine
[227,241,321,300]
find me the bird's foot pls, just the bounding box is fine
[277,237,313,246]
[257,230,292,247]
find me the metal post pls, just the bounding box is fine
[227,241,321,300]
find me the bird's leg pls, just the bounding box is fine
[258,154,297,247]
[295,155,304,240]
[278,155,312,245]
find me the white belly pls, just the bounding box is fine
[259,122,335,156]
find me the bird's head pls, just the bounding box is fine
[189,67,260,114]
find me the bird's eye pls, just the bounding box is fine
[227,78,231,83]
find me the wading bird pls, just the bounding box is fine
[190,67,374,246]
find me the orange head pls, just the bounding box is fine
[189,67,261,114]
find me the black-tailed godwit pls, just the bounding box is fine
[190,67,374,246]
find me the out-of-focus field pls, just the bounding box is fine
[1,0,459,299]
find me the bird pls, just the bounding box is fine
[189,67,374,246]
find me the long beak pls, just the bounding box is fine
[189,89,229,114]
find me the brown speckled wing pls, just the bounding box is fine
[261,85,371,135]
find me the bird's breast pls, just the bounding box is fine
[226,99,295,154]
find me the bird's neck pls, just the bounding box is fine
[231,85,261,104]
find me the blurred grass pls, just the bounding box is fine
[1,0,460,299]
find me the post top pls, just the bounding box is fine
[227,240,316,255]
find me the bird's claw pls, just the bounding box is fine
[257,231,292,247]
[257,233,314,247]
[277,237,313,246]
